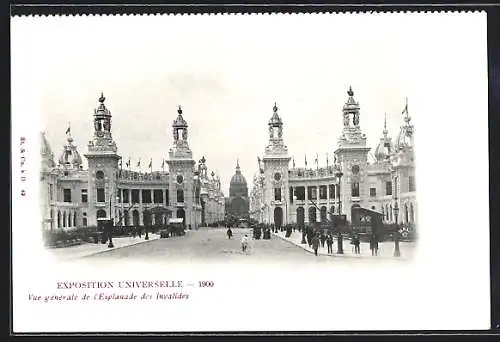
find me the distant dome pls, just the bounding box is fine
[229,160,248,198]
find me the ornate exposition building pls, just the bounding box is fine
[250,87,417,228]
[40,94,225,231]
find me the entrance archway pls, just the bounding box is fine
[124,210,129,226]
[132,210,140,226]
[320,206,327,222]
[351,204,360,222]
[296,207,305,228]
[143,211,152,227]
[308,207,317,223]
[97,209,106,219]
[177,208,186,226]
[274,207,283,228]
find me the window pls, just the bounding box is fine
[329,184,335,199]
[131,189,140,203]
[81,189,88,203]
[351,182,359,197]
[165,190,169,205]
[386,181,392,196]
[295,187,305,201]
[96,170,104,179]
[370,188,376,197]
[409,176,415,192]
[319,186,327,200]
[63,189,72,203]
[97,188,105,203]
[307,186,317,200]
[82,217,87,227]
[154,190,163,204]
[177,189,184,203]
[274,188,282,201]
[142,190,152,204]
[49,184,53,201]
[123,189,129,203]
[73,213,77,227]
[289,187,294,203]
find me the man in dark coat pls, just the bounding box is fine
[311,234,320,256]
[326,234,334,254]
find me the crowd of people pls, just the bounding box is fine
[224,222,396,257]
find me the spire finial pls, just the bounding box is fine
[178,105,182,115]
[99,92,105,103]
[237,159,240,168]
[347,86,354,97]
[273,102,278,113]
[383,113,388,137]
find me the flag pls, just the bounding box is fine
[148,158,152,169]
[137,159,141,167]
[161,159,165,170]
[315,154,318,170]
[292,156,295,168]
[326,154,329,168]
[305,154,307,167]
[402,97,408,116]
[126,158,130,168]
[65,124,71,135]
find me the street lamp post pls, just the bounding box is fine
[392,173,401,257]
[393,202,400,257]
[335,165,344,254]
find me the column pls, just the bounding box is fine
[150,189,153,206]
[128,188,132,204]
[139,189,143,205]
[163,189,167,207]
[326,184,329,202]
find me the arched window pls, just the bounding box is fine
[410,203,415,223]
[62,212,66,228]
[405,204,409,224]
[330,205,335,216]
[68,213,72,227]
[96,209,107,219]
[73,212,77,227]
[57,211,61,228]
[389,205,393,222]
[132,210,140,226]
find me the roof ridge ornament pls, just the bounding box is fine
[99,92,105,104]
[347,86,354,97]
[178,105,183,115]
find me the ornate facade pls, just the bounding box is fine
[40,95,225,231]
[249,88,417,228]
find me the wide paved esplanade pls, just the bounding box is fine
[40,94,225,231]
[249,87,417,228]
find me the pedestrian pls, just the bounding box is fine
[311,233,320,256]
[320,232,326,248]
[227,227,233,239]
[369,234,378,256]
[353,234,361,254]
[241,234,249,253]
[326,234,333,254]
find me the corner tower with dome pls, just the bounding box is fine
[225,160,250,219]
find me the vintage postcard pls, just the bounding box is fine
[11,11,490,333]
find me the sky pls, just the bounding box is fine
[13,12,487,194]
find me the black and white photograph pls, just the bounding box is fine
[11,11,490,332]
